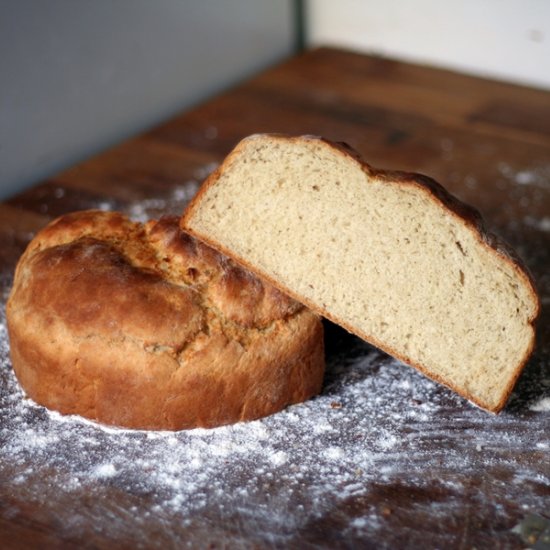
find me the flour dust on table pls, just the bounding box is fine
[0,276,548,548]
[1,156,549,547]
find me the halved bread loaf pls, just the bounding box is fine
[182,134,540,413]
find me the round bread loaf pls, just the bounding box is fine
[6,210,325,430]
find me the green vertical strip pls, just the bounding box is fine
[294,0,306,52]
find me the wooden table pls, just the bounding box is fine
[1,48,549,549]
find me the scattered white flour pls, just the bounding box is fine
[122,181,202,222]
[1,278,548,547]
[94,463,118,478]
[523,216,550,233]
[530,397,550,412]
[53,187,65,199]
[464,175,478,189]
[1,163,549,546]
[193,161,219,182]
[497,162,550,190]
[58,162,212,224]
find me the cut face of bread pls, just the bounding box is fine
[182,134,540,413]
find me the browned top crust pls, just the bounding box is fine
[16,210,303,343]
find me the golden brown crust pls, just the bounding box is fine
[182,133,540,413]
[6,210,325,430]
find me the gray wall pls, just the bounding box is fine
[0,0,296,200]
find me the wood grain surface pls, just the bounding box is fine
[1,48,549,549]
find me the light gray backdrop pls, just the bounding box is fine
[0,0,296,199]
